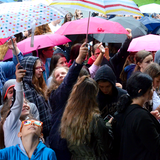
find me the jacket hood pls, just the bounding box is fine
[20,56,39,83]
[17,141,47,158]
[94,65,116,86]
[154,50,160,65]
[2,79,16,103]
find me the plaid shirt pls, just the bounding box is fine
[21,56,52,138]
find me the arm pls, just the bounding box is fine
[133,111,160,155]
[7,38,24,65]
[111,28,132,65]
[50,42,88,111]
[4,64,26,131]
[89,43,106,78]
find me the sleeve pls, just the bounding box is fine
[49,61,83,111]
[0,147,10,159]
[133,111,160,155]
[13,52,24,66]
[0,61,16,79]
[111,38,132,65]
[93,115,113,153]
[48,150,57,160]
[4,81,23,131]
[88,64,100,79]
[152,91,160,111]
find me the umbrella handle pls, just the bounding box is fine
[85,11,91,44]
[10,37,19,64]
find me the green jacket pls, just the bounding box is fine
[68,115,113,160]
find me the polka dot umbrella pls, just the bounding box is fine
[0,1,65,38]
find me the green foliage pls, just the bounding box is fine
[133,0,160,7]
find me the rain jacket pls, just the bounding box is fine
[113,104,160,160]
[48,61,83,160]
[0,141,57,160]
[20,56,52,139]
[68,114,113,160]
[94,65,127,118]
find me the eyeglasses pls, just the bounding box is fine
[35,66,44,71]
[20,120,43,132]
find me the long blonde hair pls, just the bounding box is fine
[60,76,100,145]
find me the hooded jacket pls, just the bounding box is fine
[0,141,57,160]
[20,56,51,139]
[95,65,127,118]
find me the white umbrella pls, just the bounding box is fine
[139,3,160,13]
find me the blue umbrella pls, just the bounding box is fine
[139,16,160,33]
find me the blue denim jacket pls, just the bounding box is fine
[0,52,23,94]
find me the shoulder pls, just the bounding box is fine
[116,87,127,95]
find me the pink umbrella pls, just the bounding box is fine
[3,33,71,61]
[0,37,10,45]
[128,34,160,52]
[55,17,128,35]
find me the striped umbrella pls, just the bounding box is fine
[43,0,143,16]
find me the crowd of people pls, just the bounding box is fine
[1,9,160,160]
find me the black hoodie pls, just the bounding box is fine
[95,65,127,118]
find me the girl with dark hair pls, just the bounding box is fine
[60,76,113,160]
[113,72,160,160]
[47,53,68,86]
[134,50,153,72]
[62,12,73,25]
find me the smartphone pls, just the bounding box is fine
[104,114,113,122]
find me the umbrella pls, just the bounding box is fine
[55,17,128,35]
[128,34,160,52]
[0,37,9,45]
[139,3,160,13]
[3,33,71,60]
[139,16,160,33]
[93,16,148,43]
[42,0,143,16]
[0,1,64,38]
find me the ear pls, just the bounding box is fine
[137,62,142,68]
[18,132,22,138]
[39,133,45,143]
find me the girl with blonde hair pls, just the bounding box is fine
[61,76,113,160]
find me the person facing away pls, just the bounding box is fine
[60,75,113,160]
[94,65,127,118]
[112,72,160,160]
[0,119,57,160]
[20,56,52,140]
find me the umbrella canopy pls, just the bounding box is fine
[39,0,143,16]
[55,17,128,35]
[128,34,160,52]
[0,1,64,38]
[139,16,160,33]
[139,3,160,13]
[93,16,148,43]
[0,37,9,45]
[4,33,71,60]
